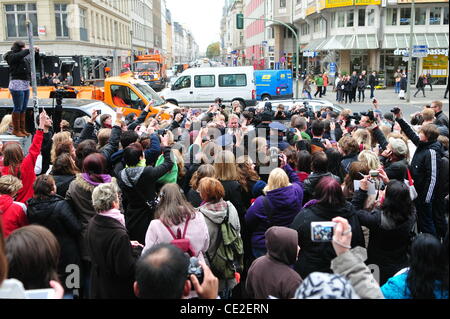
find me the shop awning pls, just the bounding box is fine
[301,38,328,51]
[321,35,354,50]
[382,33,449,49]
[317,34,378,50]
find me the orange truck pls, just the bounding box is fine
[133,54,167,91]
[0,70,176,120]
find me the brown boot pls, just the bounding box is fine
[19,112,31,136]
[12,112,26,137]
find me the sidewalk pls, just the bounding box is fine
[294,80,448,107]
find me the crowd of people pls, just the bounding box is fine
[303,70,379,104]
[0,40,448,300]
[0,94,448,299]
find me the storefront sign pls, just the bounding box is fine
[355,0,381,5]
[325,0,354,8]
[306,0,326,16]
[394,48,448,56]
[422,55,448,78]
[303,51,319,57]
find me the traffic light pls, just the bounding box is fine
[236,13,244,29]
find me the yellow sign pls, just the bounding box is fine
[422,55,448,78]
[355,0,381,5]
[262,75,271,80]
[325,0,354,8]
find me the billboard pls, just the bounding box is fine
[422,55,448,78]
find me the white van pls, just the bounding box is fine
[160,66,257,107]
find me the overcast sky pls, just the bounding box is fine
[165,0,224,54]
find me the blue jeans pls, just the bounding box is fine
[10,89,29,113]
[395,82,400,93]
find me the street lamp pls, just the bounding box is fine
[406,0,415,102]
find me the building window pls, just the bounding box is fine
[386,8,397,25]
[358,9,365,26]
[280,0,286,8]
[400,7,411,25]
[338,12,345,28]
[314,17,322,32]
[444,7,449,25]
[5,3,38,38]
[331,12,336,28]
[55,4,69,38]
[80,7,88,41]
[429,7,442,25]
[347,10,354,27]
[415,8,426,25]
[367,8,375,26]
[301,23,309,35]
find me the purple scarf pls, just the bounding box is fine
[81,173,112,186]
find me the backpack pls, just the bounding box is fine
[205,204,244,280]
[163,216,196,257]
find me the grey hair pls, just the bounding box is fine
[92,182,119,213]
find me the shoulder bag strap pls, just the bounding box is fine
[407,168,414,186]
[181,215,190,239]
[163,222,178,240]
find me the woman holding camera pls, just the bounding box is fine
[290,177,365,280]
[3,41,39,137]
[352,177,417,285]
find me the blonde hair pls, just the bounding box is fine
[51,131,72,164]
[0,115,12,134]
[358,150,381,170]
[263,168,290,193]
[353,129,372,151]
[0,175,23,196]
[172,149,185,180]
[252,137,267,153]
[214,150,238,181]
[97,128,112,149]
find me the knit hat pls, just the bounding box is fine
[388,137,408,156]
[252,180,267,198]
[294,272,359,299]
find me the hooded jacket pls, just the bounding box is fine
[290,201,365,279]
[27,194,82,285]
[116,146,173,244]
[198,200,241,290]
[245,164,304,250]
[65,173,115,260]
[352,190,416,285]
[0,194,28,237]
[396,118,444,203]
[246,226,302,299]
